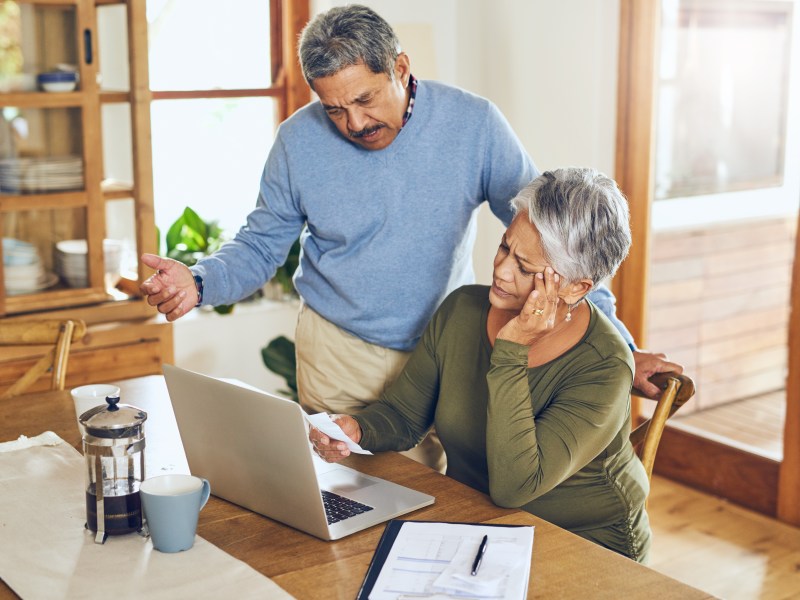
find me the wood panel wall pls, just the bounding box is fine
[647,216,796,415]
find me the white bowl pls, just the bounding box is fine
[37,70,78,93]
[54,239,123,287]
[71,385,122,418]
[40,80,77,92]
[71,384,121,401]
[4,262,43,281]
[3,238,38,265]
[60,274,88,288]
[56,239,88,254]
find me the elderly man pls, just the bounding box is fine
[140,5,680,472]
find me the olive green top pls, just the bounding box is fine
[355,285,651,562]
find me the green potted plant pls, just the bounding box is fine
[271,238,301,297]
[260,238,301,398]
[260,335,298,402]
[163,206,234,314]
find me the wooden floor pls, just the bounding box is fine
[672,391,786,459]
[648,475,800,599]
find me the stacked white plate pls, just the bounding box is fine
[3,238,58,295]
[0,156,84,193]
[54,239,122,289]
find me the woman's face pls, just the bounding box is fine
[489,214,552,311]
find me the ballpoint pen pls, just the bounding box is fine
[470,535,489,576]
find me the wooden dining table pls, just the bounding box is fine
[0,375,712,599]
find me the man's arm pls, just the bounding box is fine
[481,102,539,227]
[140,134,304,316]
[588,285,684,398]
[587,285,634,347]
[139,254,198,321]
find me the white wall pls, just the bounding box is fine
[313,0,621,283]
[175,2,624,391]
[173,299,300,393]
[462,1,621,282]
[174,1,800,391]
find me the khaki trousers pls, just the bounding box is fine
[295,303,446,473]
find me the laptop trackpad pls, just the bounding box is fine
[318,467,379,494]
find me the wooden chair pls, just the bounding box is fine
[0,319,87,399]
[630,371,696,482]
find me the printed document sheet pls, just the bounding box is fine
[368,521,534,599]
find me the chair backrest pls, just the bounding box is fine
[630,371,695,482]
[0,319,87,399]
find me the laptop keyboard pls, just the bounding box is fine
[321,490,374,524]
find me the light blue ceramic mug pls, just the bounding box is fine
[140,474,211,553]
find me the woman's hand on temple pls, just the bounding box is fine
[309,414,363,463]
[497,267,560,346]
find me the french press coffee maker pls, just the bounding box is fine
[79,395,147,544]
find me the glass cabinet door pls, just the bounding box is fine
[0,0,112,314]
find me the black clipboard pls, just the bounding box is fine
[356,519,532,600]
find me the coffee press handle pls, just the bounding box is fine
[198,478,211,511]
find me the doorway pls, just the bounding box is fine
[615,0,800,520]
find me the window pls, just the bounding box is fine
[655,0,792,200]
[146,0,308,236]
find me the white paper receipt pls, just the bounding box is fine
[306,412,373,455]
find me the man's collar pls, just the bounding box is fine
[401,74,419,127]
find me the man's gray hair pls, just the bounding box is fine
[298,4,401,88]
[511,168,632,285]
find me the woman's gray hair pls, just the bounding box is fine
[298,4,401,88]
[511,168,632,285]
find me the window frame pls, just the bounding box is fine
[148,0,310,121]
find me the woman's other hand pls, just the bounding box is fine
[497,267,560,346]
[309,414,363,463]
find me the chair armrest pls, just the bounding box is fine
[630,371,695,448]
[632,371,695,410]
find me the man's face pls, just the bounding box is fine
[312,54,411,151]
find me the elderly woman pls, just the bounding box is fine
[312,167,650,562]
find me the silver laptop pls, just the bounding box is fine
[162,364,434,540]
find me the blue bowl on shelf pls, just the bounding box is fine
[2,238,38,266]
[37,71,78,92]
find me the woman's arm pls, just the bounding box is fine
[485,339,633,507]
[353,315,442,452]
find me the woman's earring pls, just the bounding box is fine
[566,302,574,322]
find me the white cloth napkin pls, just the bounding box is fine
[432,540,526,596]
[0,432,294,600]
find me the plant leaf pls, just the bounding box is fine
[182,207,208,243]
[165,216,186,252]
[207,220,224,240]
[213,304,235,315]
[181,225,207,251]
[261,336,298,401]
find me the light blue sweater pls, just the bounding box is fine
[192,80,632,351]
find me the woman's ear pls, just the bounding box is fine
[559,279,593,304]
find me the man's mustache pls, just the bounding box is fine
[349,124,385,138]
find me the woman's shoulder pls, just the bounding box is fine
[583,300,635,373]
[439,284,489,313]
[428,285,488,332]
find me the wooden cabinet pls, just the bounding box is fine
[0,0,170,387]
